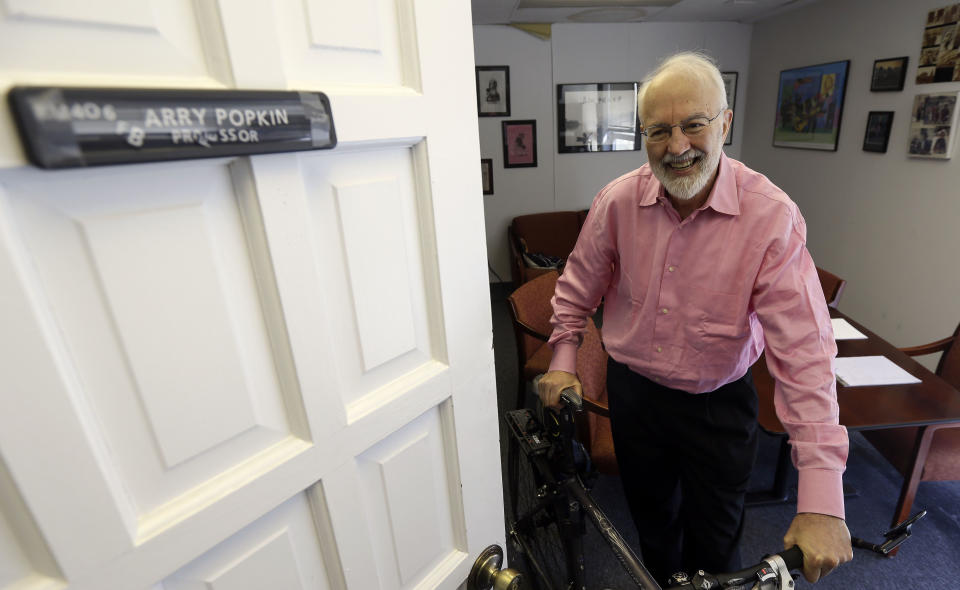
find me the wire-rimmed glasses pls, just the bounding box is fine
[641,110,725,143]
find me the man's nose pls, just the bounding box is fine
[666,126,690,154]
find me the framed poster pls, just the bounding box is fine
[907,92,958,158]
[502,120,537,167]
[916,3,960,84]
[721,71,738,145]
[557,82,640,153]
[871,57,908,91]
[476,66,510,117]
[772,60,850,151]
[481,158,494,194]
[862,111,894,152]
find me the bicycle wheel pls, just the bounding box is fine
[508,447,581,590]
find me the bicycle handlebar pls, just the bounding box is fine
[667,546,803,590]
[532,374,583,411]
[778,545,804,572]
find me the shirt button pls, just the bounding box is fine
[656,345,662,353]
[668,265,676,272]
[661,308,669,314]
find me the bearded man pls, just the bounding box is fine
[537,51,853,585]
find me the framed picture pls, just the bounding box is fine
[862,111,894,152]
[721,71,738,145]
[871,56,908,91]
[476,66,510,117]
[557,82,641,153]
[773,60,850,151]
[917,3,960,84]
[907,92,959,159]
[502,120,537,167]
[481,158,494,194]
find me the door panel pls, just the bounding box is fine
[299,147,440,404]
[273,0,416,88]
[0,1,499,589]
[159,492,333,590]
[2,162,305,518]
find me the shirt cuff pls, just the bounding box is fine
[548,342,578,375]
[796,468,845,519]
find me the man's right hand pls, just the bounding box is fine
[536,370,582,409]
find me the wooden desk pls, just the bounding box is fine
[748,308,960,525]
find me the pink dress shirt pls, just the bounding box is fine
[548,153,848,519]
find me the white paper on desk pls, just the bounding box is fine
[831,318,867,340]
[834,356,921,387]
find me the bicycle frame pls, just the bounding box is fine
[506,404,661,590]
[507,382,928,590]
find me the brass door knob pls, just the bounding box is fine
[467,544,523,590]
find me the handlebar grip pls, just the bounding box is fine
[776,545,804,572]
[531,375,583,411]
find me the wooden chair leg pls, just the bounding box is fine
[887,425,935,556]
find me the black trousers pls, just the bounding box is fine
[606,357,759,585]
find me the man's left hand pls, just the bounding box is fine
[782,512,853,583]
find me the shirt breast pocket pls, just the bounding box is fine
[696,290,749,355]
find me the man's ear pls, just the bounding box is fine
[721,109,734,142]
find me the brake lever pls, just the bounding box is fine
[851,510,927,555]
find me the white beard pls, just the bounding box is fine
[651,146,721,201]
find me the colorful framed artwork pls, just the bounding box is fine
[917,3,960,84]
[502,120,538,168]
[772,60,850,151]
[721,71,738,145]
[556,82,641,153]
[871,57,908,91]
[476,66,510,117]
[862,111,894,152]
[907,92,958,158]
[481,158,494,194]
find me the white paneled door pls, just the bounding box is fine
[0,2,502,590]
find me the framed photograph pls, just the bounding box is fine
[557,82,641,153]
[871,57,908,91]
[773,60,850,151]
[481,158,494,194]
[502,120,537,168]
[907,92,959,159]
[917,3,960,84]
[476,66,510,117]
[862,111,894,152]
[721,71,738,145]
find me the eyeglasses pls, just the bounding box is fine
[640,110,724,143]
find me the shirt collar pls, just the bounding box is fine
[638,151,740,216]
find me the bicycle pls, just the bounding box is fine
[504,379,926,590]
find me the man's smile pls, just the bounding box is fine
[664,152,702,172]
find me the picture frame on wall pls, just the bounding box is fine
[721,71,738,145]
[916,3,960,84]
[481,158,494,194]
[772,60,850,151]
[502,120,538,167]
[908,92,958,159]
[476,66,510,117]
[871,56,909,91]
[862,111,894,152]
[557,82,641,153]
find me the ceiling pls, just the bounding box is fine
[471,0,826,25]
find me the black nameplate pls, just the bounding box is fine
[8,86,337,169]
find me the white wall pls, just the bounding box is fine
[742,0,960,359]
[474,23,752,282]
[474,26,556,284]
